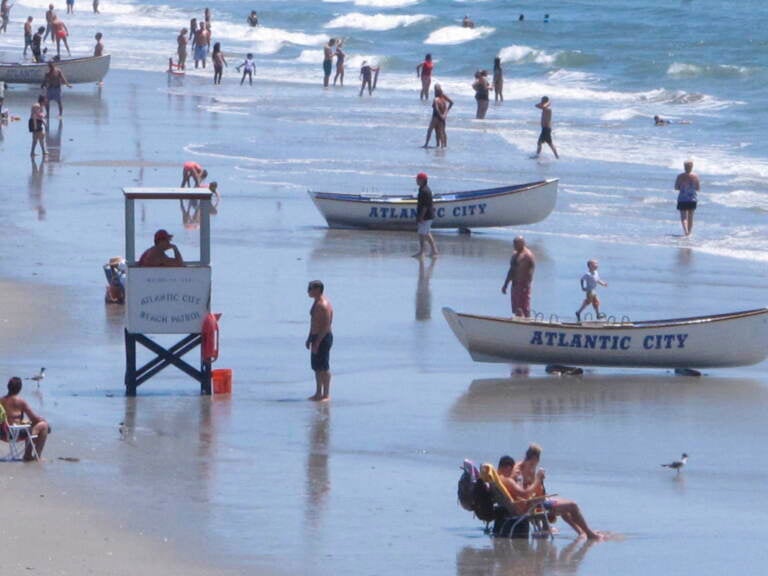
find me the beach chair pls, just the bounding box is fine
[480,463,553,540]
[0,404,39,462]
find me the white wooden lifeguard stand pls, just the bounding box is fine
[123,188,214,396]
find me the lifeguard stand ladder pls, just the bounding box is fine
[122,188,214,396]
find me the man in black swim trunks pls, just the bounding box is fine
[306,280,334,401]
[535,96,559,159]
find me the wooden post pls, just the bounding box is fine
[124,329,137,396]
[201,360,212,395]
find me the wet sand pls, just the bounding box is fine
[0,68,767,576]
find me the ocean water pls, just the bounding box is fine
[1,1,768,575]
[3,0,765,260]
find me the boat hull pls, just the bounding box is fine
[0,54,111,84]
[308,179,558,230]
[442,307,768,369]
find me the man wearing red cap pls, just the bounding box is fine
[413,172,438,258]
[138,229,185,267]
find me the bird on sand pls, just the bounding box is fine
[25,367,46,387]
[661,453,688,474]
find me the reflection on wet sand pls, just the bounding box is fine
[120,396,217,497]
[457,537,595,576]
[677,247,693,268]
[45,119,63,163]
[416,257,437,321]
[450,374,767,422]
[28,157,46,220]
[305,402,331,528]
[310,229,551,262]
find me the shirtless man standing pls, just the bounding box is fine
[41,62,71,118]
[674,160,700,236]
[306,280,333,401]
[194,21,209,69]
[511,445,603,540]
[322,38,336,87]
[44,4,55,43]
[501,236,535,317]
[534,96,559,159]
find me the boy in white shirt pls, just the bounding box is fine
[576,259,608,321]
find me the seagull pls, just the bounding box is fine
[661,453,688,474]
[25,367,46,388]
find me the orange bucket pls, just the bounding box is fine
[212,368,232,394]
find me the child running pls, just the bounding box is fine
[237,53,255,86]
[575,259,608,321]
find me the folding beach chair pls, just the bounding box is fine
[0,404,39,462]
[480,463,553,540]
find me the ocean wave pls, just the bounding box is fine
[323,0,423,6]
[295,49,383,68]
[325,12,429,31]
[499,44,558,65]
[708,190,768,212]
[600,108,644,122]
[424,25,494,45]
[17,0,134,13]
[667,62,751,78]
[637,88,736,111]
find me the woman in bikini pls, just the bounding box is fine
[416,53,433,101]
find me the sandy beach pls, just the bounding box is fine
[0,3,767,572]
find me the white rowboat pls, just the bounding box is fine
[442,307,768,369]
[308,179,558,230]
[0,55,111,84]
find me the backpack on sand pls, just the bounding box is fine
[458,459,495,523]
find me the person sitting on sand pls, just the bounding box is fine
[247,10,258,27]
[1,377,50,461]
[181,161,207,187]
[138,229,184,267]
[498,454,603,540]
[575,259,608,321]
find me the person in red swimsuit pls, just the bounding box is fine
[181,161,207,187]
[416,53,433,101]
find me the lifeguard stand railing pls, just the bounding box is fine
[123,188,214,396]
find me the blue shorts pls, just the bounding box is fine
[47,86,62,103]
[194,45,208,61]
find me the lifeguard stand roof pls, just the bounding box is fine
[123,187,213,200]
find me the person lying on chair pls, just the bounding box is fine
[499,453,602,540]
[1,377,50,460]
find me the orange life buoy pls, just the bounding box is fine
[201,313,220,362]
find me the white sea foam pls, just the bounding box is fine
[708,190,768,212]
[498,44,558,65]
[600,108,644,122]
[424,25,494,45]
[325,13,429,31]
[667,62,750,78]
[323,0,423,6]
